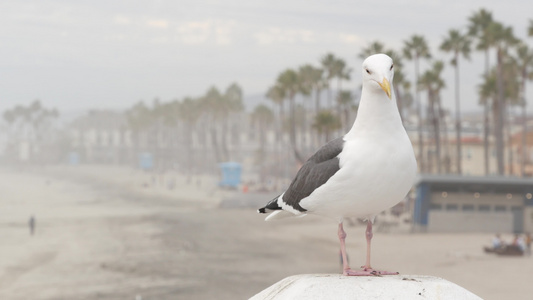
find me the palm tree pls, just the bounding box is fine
[2,100,60,163]
[222,83,244,161]
[313,110,341,143]
[320,53,336,108]
[126,101,153,158]
[277,69,305,164]
[298,64,317,103]
[440,29,471,174]
[385,49,409,122]
[514,44,533,176]
[309,66,326,114]
[337,90,355,131]
[152,99,180,167]
[490,21,519,175]
[333,58,351,97]
[298,64,316,149]
[503,55,522,175]
[251,104,274,185]
[403,35,432,172]
[418,61,446,174]
[266,84,286,140]
[333,58,352,134]
[201,86,225,163]
[359,41,386,59]
[528,19,533,37]
[266,84,286,182]
[479,58,521,175]
[179,98,201,179]
[468,8,494,175]
[251,104,275,148]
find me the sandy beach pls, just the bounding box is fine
[0,165,532,300]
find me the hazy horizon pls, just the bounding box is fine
[2,0,533,115]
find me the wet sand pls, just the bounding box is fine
[0,165,531,299]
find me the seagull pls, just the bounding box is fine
[258,54,417,276]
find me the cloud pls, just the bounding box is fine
[214,21,235,45]
[176,21,211,44]
[113,15,131,25]
[176,20,235,45]
[338,33,362,45]
[253,27,316,45]
[146,19,169,29]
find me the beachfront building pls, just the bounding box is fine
[507,130,533,177]
[413,175,533,233]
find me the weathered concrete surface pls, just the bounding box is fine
[250,274,483,300]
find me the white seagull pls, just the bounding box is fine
[258,54,417,276]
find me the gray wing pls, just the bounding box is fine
[282,137,345,212]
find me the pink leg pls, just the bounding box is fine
[360,220,399,275]
[338,222,376,276]
[363,220,373,269]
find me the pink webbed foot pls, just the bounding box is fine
[361,267,399,276]
[343,268,376,276]
[343,267,399,276]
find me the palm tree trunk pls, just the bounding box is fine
[454,56,462,175]
[327,83,332,108]
[336,79,344,135]
[315,87,321,113]
[289,95,305,164]
[277,103,284,187]
[209,116,222,163]
[344,107,350,132]
[221,116,230,162]
[495,47,505,175]
[483,99,490,175]
[187,122,194,181]
[438,98,451,173]
[521,75,528,177]
[507,105,514,175]
[415,57,425,173]
[314,87,322,148]
[483,49,490,175]
[430,92,441,174]
[259,120,266,185]
[301,98,308,154]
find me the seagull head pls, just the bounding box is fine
[362,54,394,99]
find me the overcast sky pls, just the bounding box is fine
[1,0,533,115]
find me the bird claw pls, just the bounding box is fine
[362,267,399,275]
[343,267,399,276]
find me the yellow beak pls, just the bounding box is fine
[378,78,392,99]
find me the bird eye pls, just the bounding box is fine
[390,64,394,70]
[366,69,371,74]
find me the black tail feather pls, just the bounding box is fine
[258,194,282,214]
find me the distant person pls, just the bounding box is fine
[29,215,35,236]
[492,234,504,250]
[525,233,532,256]
[512,234,526,253]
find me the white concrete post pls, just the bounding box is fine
[250,274,482,300]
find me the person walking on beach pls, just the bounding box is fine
[29,215,35,236]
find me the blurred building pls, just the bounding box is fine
[406,115,533,177]
[413,175,533,233]
[508,130,533,177]
[67,109,284,176]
